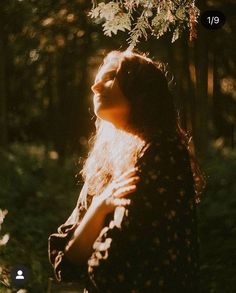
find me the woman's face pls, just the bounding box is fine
[91,61,130,127]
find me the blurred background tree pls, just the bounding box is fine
[0,0,235,292]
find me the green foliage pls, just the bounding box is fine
[0,144,235,292]
[0,145,81,292]
[0,209,10,289]
[198,149,236,292]
[90,2,131,36]
[89,0,200,47]
[0,210,9,247]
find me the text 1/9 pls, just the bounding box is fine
[207,16,220,26]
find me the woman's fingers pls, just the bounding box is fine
[113,184,137,198]
[112,198,131,206]
[106,196,131,206]
[115,167,138,183]
[114,176,139,195]
[99,169,140,213]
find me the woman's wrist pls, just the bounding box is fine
[90,196,108,219]
[64,199,107,264]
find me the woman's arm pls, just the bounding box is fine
[64,168,139,266]
[64,201,106,265]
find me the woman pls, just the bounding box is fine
[48,50,205,292]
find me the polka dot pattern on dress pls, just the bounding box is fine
[49,132,200,293]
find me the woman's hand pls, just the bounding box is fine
[91,167,139,216]
[64,168,139,264]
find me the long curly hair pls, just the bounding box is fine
[79,50,205,208]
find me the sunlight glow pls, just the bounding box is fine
[220,77,236,100]
[49,151,59,160]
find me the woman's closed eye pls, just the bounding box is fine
[92,74,116,93]
[102,72,116,83]
[98,70,116,83]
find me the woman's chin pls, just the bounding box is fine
[94,105,106,119]
[95,107,114,123]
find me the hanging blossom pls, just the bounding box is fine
[89,0,200,47]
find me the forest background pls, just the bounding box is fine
[0,0,235,292]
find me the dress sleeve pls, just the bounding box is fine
[48,195,88,282]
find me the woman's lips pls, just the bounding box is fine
[94,94,102,102]
[94,92,110,105]
[95,94,101,99]
[94,94,104,106]
[94,93,107,101]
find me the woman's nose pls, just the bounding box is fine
[91,81,102,94]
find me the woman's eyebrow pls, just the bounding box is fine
[95,70,117,83]
[104,69,117,76]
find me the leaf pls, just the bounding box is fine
[127,14,151,47]
[88,3,105,19]
[172,27,179,43]
[100,2,121,21]
[0,233,10,246]
[0,209,8,225]
[88,0,200,47]
[102,13,131,36]
[176,6,187,20]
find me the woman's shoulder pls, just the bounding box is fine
[139,131,183,163]
[134,130,195,204]
[137,130,192,182]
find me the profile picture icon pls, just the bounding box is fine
[15,270,24,280]
[10,265,30,286]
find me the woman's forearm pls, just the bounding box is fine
[64,203,106,265]
[64,169,137,266]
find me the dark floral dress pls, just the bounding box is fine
[48,132,200,293]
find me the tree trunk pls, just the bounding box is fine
[181,33,197,136]
[193,25,209,156]
[0,27,8,147]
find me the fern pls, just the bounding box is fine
[103,12,131,36]
[89,0,200,47]
[128,14,150,48]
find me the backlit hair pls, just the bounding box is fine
[79,50,205,209]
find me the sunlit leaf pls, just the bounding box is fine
[42,17,54,27]
[89,1,200,46]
